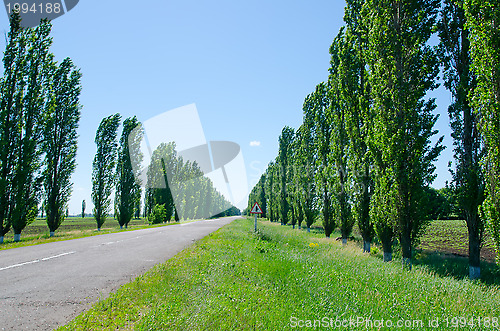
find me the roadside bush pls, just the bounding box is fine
[148,204,167,224]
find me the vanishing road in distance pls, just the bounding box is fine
[0,216,239,330]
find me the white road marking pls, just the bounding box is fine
[41,251,75,261]
[0,251,76,272]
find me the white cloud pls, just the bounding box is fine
[249,141,261,147]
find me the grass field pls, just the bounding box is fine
[60,217,500,330]
[0,217,170,250]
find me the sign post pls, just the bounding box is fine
[250,202,263,232]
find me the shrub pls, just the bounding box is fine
[148,204,167,224]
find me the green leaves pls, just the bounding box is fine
[464,0,500,263]
[42,57,82,233]
[115,116,142,228]
[92,114,121,229]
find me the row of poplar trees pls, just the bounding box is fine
[0,14,82,242]
[248,0,500,280]
[91,116,236,230]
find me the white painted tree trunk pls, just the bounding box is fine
[383,252,392,262]
[342,238,347,245]
[307,227,310,233]
[469,266,480,280]
[0,236,3,244]
[50,232,55,237]
[363,241,371,253]
[14,234,20,242]
[402,257,412,270]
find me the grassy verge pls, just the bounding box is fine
[60,217,500,330]
[0,217,183,251]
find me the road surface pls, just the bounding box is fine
[0,216,238,330]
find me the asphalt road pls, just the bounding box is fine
[0,216,239,330]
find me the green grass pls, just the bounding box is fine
[60,217,500,330]
[0,217,179,250]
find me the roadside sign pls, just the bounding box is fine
[250,202,263,214]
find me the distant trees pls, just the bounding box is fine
[145,142,234,223]
[82,200,86,218]
[115,116,142,229]
[42,58,82,236]
[246,0,464,273]
[92,114,121,230]
[463,0,500,266]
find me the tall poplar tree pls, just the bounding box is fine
[329,29,354,245]
[92,114,121,230]
[42,58,82,236]
[344,0,375,253]
[0,15,54,242]
[115,116,143,229]
[367,0,444,269]
[277,126,294,225]
[309,83,336,238]
[439,0,485,279]
[463,0,500,265]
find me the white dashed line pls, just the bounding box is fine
[0,251,76,272]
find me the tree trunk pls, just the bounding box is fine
[342,238,347,246]
[50,231,55,237]
[14,233,20,242]
[0,236,3,244]
[382,240,392,262]
[307,226,310,233]
[363,240,371,253]
[400,231,412,270]
[468,221,481,280]
[383,252,392,262]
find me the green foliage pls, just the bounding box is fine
[277,126,294,225]
[463,0,500,264]
[343,0,375,247]
[145,142,234,221]
[329,29,354,241]
[92,114,121,230]
[366,0,444,266]
[0,13,56,238]
[424,187,453,220]
[115,116,143,229]
[440,0,486,276]
[310,83,336,238]
[148,204,167,225]
[42,58,82,233]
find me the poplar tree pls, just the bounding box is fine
[0,15,54,242]
[115,116,143,229]
[43,58,82,236]
[310,83,335,238]
[297,103,317,232]
[439,0,485,279]
[367,0,444,269]
[92,114,121,230]
[277,126,294,225]
[329,29,354,245]
[344,0,375,253]
[463,0,500,265]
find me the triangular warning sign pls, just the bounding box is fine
[250,202,263,214]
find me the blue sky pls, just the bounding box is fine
[0,0,453,214]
